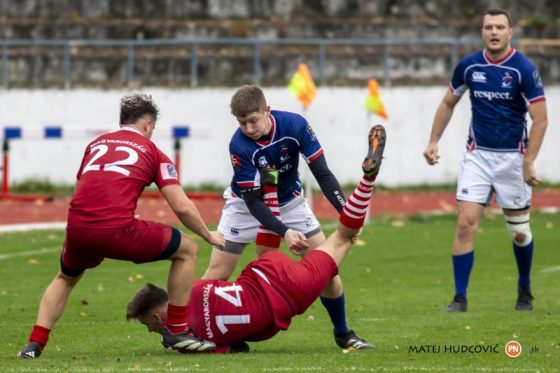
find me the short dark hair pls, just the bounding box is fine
[120,93,159,125]
[126,283,168,321]
[483,8,512,28]
[230,85,267,118]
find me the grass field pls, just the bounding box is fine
[1,212,559,372]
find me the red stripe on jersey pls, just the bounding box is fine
[529,96,546,104]
[307,149,324,162]
[237,181,255,188]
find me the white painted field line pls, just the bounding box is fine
[541,265,560,273]
[0,222,66,233]
[0,246,59,261]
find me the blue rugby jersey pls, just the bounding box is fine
[229,110,323,205]
[450,48,545,152]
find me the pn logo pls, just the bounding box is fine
[505,341,522,358]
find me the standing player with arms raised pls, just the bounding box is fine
[127,125,386,351]
[17,93,224,359]
[203,85,373,349]
[423,9,548,312]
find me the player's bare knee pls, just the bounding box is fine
[56,271,82,287]
[174,237,199,260]
[505,213,532,246]
[456,215,478,235]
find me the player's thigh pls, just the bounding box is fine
[493,153,532,209]
[285,251,339,313]
[217,196,259,246]
[63,221,176,272]
[101,220,178,262]
[456,200,485,226]
[280,196,321,237]
[169,231,198,260]
[456,150,493,205]
[204,247,244,280]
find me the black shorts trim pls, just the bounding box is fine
[60,255,85,277]
[503,206,531,212]
[154,227,181,261]
[304,227,322,239]
[221,240,246,255]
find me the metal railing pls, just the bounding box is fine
[0,37,504,89]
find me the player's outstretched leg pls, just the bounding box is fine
[332,124,386,350]
[339,124,386,233]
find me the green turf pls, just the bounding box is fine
[1,212,559,372]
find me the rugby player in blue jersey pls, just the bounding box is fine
[203,85,374,349]
[423,9,548,312]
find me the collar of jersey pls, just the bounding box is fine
[483,47,515,65]
[255,113,276,147]
[117,126,144,136]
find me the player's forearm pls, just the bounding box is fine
[243,196,289,237]
[174,199,212,241]
[161,185,212,241]
[524,117,548,163]
[309,155,345,213]
[429,102,454,144]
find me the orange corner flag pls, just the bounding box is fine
[288,63,317,109]
[364,79,388,120]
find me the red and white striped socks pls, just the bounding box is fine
[255,183,282,248]
[339,175,375,229]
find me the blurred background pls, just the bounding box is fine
[0,0,558,190]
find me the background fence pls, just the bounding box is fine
[2,37,559,89]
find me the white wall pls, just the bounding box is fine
[1,87,558,187]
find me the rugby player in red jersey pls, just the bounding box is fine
[126,125,386,353]
[18,93,225,359]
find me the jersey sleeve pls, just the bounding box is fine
[449,59,468,97]
[294,116,323,164]
[230,140,258,189]
[154,148,181,189]
[75,146,90,180]
[520,60,545,105]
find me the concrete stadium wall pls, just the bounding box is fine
[1,87,558,188]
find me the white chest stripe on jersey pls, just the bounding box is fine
[251,267,271,284]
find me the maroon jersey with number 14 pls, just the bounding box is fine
[187,250,338,345]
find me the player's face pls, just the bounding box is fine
[137,309,165,334]
[236,108,271,140]
[481,14,512,57]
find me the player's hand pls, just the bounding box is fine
[284,229,309,255]
[523,160,541,186]
[206,231,225,250]
[423,143,440,165]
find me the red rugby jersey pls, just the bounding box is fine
[68,127,180,228]
[188,252,303,345]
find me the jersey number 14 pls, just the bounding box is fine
[214,285,251,334]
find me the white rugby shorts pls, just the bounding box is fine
[456,149,531,209]
[217,187,321,244]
